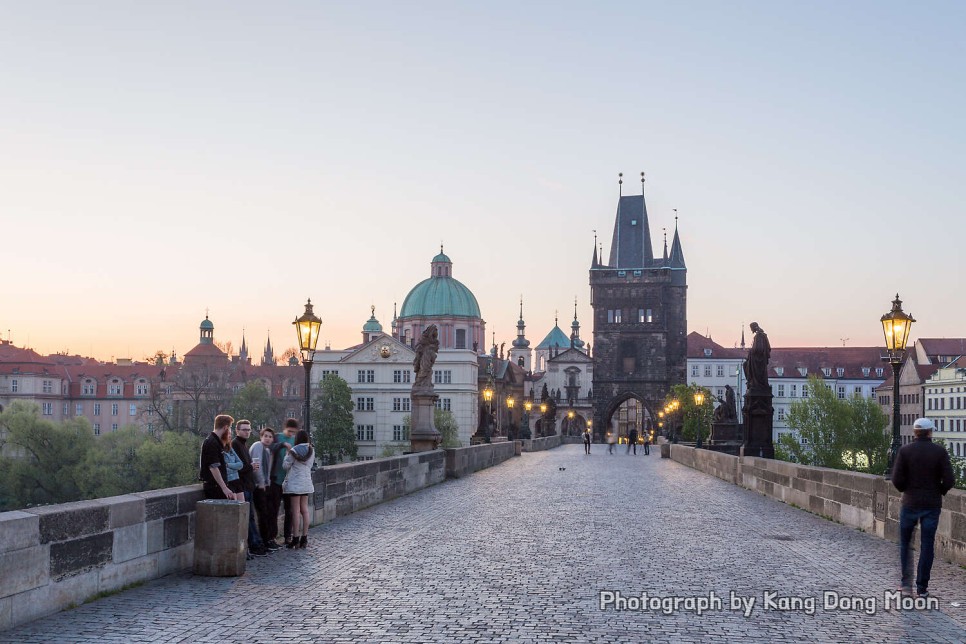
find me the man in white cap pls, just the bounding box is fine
[891,417,955,598]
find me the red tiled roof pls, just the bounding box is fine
[183,343,228,360]
[768,346,886,379]
[917,338,966,358]
[686,332,745,359]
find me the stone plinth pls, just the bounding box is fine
[410,388,441,453]
[742,388,774,459]
[193,500,247,577]
[710,421,741,443]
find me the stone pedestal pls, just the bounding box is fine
[193,500,247,576]
[710,421,741,443]
[410,387,441,452]
[742,388,775,459]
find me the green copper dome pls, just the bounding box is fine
[432,251,452,263]
[200,316,214,330]
[363,307,383,333]
[399,276,481,318]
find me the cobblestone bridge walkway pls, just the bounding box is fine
[3,445,966,643]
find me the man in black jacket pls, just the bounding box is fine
[232,420,268,558]
[891,417,956,598]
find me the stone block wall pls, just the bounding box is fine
[445,441,517,478]
[0,443,525,632]
[313,451,446,524]
[669,445,966,567]
[521,435,563,452]
[0,485,201,631]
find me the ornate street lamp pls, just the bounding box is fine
[506,396,515,439]
[693,390,705,449]
[524,398,533,438]
[881,294,915,478]
[293,299,322,435]
[482,383,494,441]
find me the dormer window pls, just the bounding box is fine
[876,367,884,377]
[703,348,712,357]
[822,368,832,377]
[82,379,96,396]
[775,367,784,376]
[862,367,871,377]
[798,367,808,377]
[836,367,844,377]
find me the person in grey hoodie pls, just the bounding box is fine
[249,427,279,550]
[283,429,315,549]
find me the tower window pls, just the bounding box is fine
[456,329,466,349]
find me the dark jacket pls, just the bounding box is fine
[231,436,256,493]
[891,437,956,510]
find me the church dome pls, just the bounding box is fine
[200,316,214,330]
[400,278,481,318]
[363,307,383,333]
[398,251,481,319]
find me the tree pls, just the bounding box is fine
[0,401,96,510]
[311,375,357,464]
[135,431,202,490]
[144,362,232,435]
[280,347,300,365]
[144,350,168,366]
[662,383,712,442]
[436,409,462,448]
[76,426,150,499]
[228,381,283,430]
[777,375,890,473]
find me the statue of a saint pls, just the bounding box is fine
[713,384,738,423]
[413,325,440,389]
[743,322,771,391]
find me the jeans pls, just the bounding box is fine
[899,507,941,592]
[242,489,263,549]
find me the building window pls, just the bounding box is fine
[716,365,724,378]
[393,424,410,441]
[875,368,883,377]
[355,424,374,441]
[10,379,18,393]
[456,329,467,349]
[638,308,645,323]
[854,386,863,397]
[111,423,118,432]
[822,368,832,377]
[109,383,122,395]
[862,367,871,377]
[777,408,786,421]
[356,397,374,411]
[790,385,797,398]
[691,365,699,377]
[704,365,712,377]
[129,403,137,416]
[393,370,411,384]
[42,380,53,393]
[321,370,338,380]
[646,309,653,323]
[357,370,366,383]
[111,403,119,416]
[42,402,53,416]
[607,310,614,323]
[393,397,412,412]
[93,423,100,435]
[94,403,101,416]
[75,403,83,416]
[614,309,622,323]
[802,385,809,398]
[837,367,845,377]
[63,403,69,416]
[433,398,453,411]
[837,386,846,399]
[777,384,785,397]
[366,370,375,383]
[136,383,148,396]
[433,370,452,385]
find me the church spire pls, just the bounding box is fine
[668,211,686,269]
[608,171,654,268]
[591,229,599,268]
[513,296,530,348]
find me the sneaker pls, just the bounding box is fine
[898,585,913,597]
[917,589,929,598]
[251,547,269,557]
[264,541,281,550]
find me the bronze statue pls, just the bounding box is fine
[413,325,440,388]
[743,322,771,391]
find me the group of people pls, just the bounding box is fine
[198,414,316,558]
[582,427,651,456]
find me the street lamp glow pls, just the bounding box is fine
[293,299,322,359]
[506,397,515,409]
[694,391,705,406]
[881,294,915,353]
[540,403,547,414]
[567,410,575,419]
[524,400,533,412]
[482,387,493,402]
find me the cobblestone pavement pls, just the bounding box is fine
[4,445,966,643]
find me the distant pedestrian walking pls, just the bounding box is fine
[627,429,638,455]
[892,417,956,598]
[607,431,616,455]
[643,434,651,456]
[583,428,592,454]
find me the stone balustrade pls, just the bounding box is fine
[669,444,966,567]
[520,435,563,452]
[0,443,516,632]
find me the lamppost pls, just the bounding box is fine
[693,390,706,449]
[506,396,515,439]
[539,402,547,437]
[881,294,915,478]
[567,408,575,435]
[293,298,322,436]
[524,398,533,439]
[482,383,494,441]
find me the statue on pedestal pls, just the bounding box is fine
[743,322,771,392]
[413,325,440,390]
[410,324,441,452]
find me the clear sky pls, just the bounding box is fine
[2,1,964,361]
